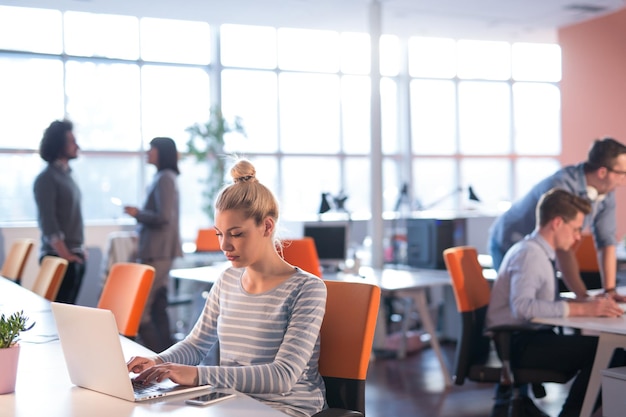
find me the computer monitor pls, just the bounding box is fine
[303,222,349,272]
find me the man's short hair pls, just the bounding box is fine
[536,188,592,228]
[584,137,626,172]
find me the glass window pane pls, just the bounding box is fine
[0,56,64,149]
[411,79,457,155]
[142,65,211,149]
[512,43,561,82]
[281,157,340,218]
[409,37,456,78]
[342,75,370,154]
[413,158,457,211]
[380,34,400,77]
[381,77,398,155]
[461,158,511,209]
[277,28,339,72]
[220,24,277,69]
[140,17,210,65]
[383,158,402,212]
[72,155,141,221]
[0,154,44,221]
[515,158,561,200]
[0,6,62,54]
[65,61,142,151]
[64,11,139,59]
[344,157,371,216]
[221,69,278,153]
[458,81,511,155]
[278,73,340,153]
[513,83,561,155]
[457,40,511,80]
[341,32,370,75]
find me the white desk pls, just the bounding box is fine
[533,291,626,417]
[0,278,287,417]
[170,264,454,387]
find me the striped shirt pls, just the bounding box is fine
[158,266,327,417]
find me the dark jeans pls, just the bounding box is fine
[512,329,599,413]
[138,286,174,352]
[43,254,86,305]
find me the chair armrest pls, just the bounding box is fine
[312,408,363,417]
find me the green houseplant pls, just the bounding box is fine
[0,310,34,394]
[186,105,246,223]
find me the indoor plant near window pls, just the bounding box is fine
[186,105,246,223]
[0,310,34,394]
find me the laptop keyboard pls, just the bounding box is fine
[132,378,163,395]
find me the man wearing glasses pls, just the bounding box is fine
[488,137,626,303]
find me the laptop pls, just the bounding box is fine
[51,302,211,401]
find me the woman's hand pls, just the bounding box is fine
[127,356,160,374]
[132,362,199,387]
[124,206,139,217]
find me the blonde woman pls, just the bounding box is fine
[128,158,327,417]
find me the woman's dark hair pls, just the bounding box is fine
[39,119,73,162]
[150,137,179,175]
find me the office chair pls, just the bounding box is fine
[280,237,323,278]
[195,228,221,252]
[313,280,381,417]
[30,256,68,301]
[1,238,35,283]
[97,262,155,338]
[443,246,571,416]
[571,233,602,291]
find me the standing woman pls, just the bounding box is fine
[124,137,183,352]
[127,158,328,417]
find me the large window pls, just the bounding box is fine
[0,5,561,241]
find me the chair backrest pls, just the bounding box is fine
[318,280,381,414]
[31,256,69,301]
[443,246,500,385]
[195,228,221,252]
[1,238,35,282]
[97,262,155,338]
[280,237,323,278]
[574,233,599,272]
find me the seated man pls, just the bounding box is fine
[486,188,623,417]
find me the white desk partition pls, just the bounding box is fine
[0,278,286,417]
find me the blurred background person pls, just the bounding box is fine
[34,119,86,304]
[124,137,182,352]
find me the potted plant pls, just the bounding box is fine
[185,105,246,224]
[0,310,34,394]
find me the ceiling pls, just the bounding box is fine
[1,0,625,42]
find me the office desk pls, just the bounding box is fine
[0,277,288,417]
[533,290,626,417]
[171,264,454,387]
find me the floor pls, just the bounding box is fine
[364,342,571,417]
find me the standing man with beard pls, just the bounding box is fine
[34,119,86,304]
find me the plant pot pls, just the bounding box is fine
[0,344,20,394]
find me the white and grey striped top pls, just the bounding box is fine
[158,266,327,417]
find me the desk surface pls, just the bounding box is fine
[0,277,286,417]
[170,263,452,292]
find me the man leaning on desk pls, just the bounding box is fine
[488,137,626,302]
[487,188,624,417]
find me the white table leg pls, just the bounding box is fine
[580,332,626,417]
[412,289,453,387]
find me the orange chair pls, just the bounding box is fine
[30,256,68,301]
[443,246,570,415]
[280,237,322,277]
[313,280,381,417]
[97,262,155,338]
[572,233,602,290]
[195,228,221,252]
[1,238,35,283]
